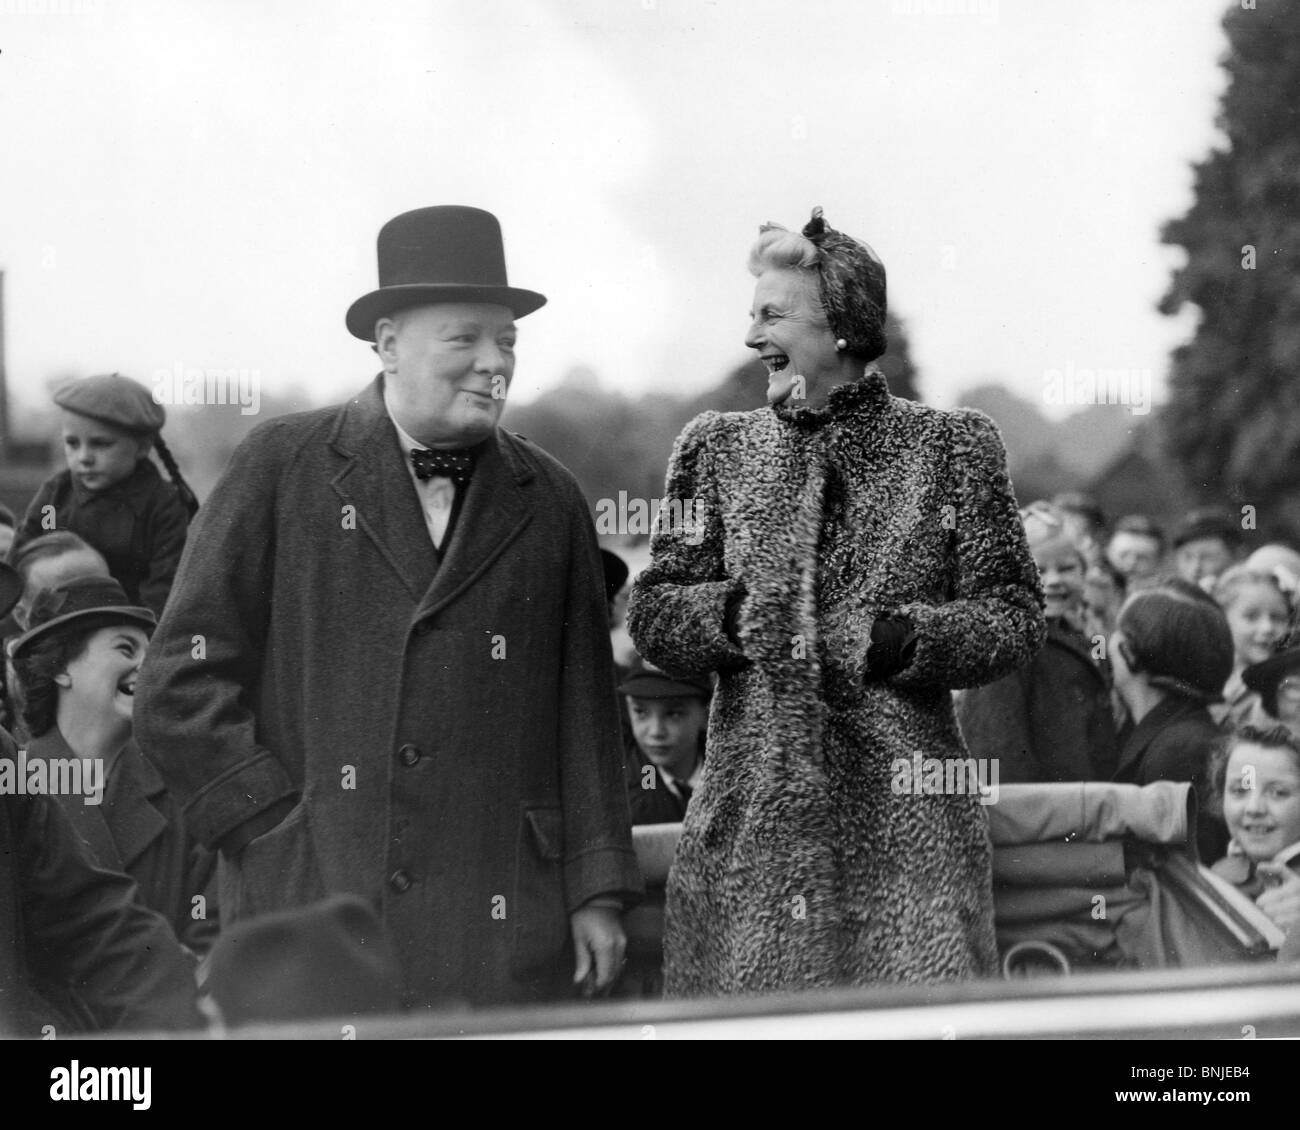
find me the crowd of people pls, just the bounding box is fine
[2,201,1297,1036]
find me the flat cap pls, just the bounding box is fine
[53,373,165,433]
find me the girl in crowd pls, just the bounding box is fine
[1111,579,1233,862]
[1210,724,1300,946]
[12,373,198,617]
[8,574,217,960]
[1212,566,1290,728]
[957,502,1117,782]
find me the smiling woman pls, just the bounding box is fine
[628,207,1045,997]
[7,575,218,963]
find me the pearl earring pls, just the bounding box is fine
[835,338,848,351]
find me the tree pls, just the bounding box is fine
[1160,1,1300,532]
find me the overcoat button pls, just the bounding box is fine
[389,869,412,893]
[398,743,421,766]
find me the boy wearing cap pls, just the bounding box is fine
[619,663,709,825]
[12,373,197,617]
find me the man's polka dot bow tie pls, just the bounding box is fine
[410,448,475,487]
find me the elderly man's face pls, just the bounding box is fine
[377,302,517,447]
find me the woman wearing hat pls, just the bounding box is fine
[8,575,217,960]
[12,373,198,617]
[628,208,1044,994]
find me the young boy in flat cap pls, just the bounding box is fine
[13,373,197,617]
[619,661,710,825]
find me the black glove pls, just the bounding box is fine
[723,585,747,646]
[864,614,918,683]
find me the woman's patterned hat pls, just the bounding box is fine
[800,206,887,362]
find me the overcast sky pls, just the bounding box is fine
[0,0,1230,421]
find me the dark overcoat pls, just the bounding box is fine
[628,371,1045,995]
[956,618,1119,782]
[14,459,190,617]
[25,731,218,955]
[0,729,201,1035]
[135,376,641,1009]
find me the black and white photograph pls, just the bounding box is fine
[1,0,1298,1082]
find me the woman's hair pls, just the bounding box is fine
[10,617,110,738]
[1116,579,1234,702]
[150,433,199,519]
[1213,564,1287,612]
[749,225,822,276]
[1207,723,1300,819]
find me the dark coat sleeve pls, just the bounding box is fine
[1140,719,1228,863]
[136,478,191,617]
[134,420,298,852]
[627,412,749,677]
[17,792,202,1032]
[554,473,644,911]
[890,409,1046,691]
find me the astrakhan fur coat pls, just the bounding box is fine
[628,369,1045,995]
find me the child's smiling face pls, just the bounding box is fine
[61,411,148,493]
[1223,580,1289,668]
[1223,740,1300,862]
[1033,539,1085,621]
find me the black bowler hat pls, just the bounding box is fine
[7,575,155,660]
[346,205,547,341]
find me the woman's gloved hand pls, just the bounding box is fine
[864,614,918,682]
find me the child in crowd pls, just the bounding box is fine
[12,374,198,617]
[8,574,217,959]
[619,661,709,825]
[1105,514,1165,592]
[1083,557,1126,641]
[1210,724,1300,945]
[956,502,1118,782]
[1212,566,1290,728]
[1110,579,1234,862]
[1172,507,1242,590]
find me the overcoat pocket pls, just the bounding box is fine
[225,801,323,921]
[510,804,569,979]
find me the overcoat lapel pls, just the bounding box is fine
[329,378,439,601]
[103,746,171,871]
[415,428,533,622]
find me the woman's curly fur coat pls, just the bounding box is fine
[627,370,1045,996]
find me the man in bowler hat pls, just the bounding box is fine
[137,206,642,1009]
